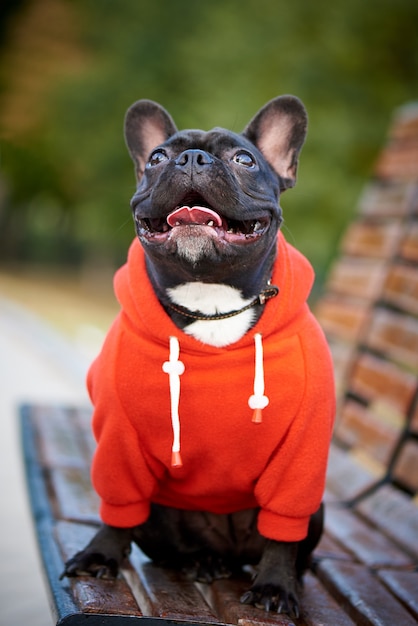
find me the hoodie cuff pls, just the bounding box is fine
[258,508,310,542]
[99,499,150,528]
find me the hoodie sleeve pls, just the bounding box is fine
[255,315,335,542]
[88,315,158,528]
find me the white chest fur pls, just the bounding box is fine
[167,282,256,347]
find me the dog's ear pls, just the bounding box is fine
[124,100,177,180]
[243,96,307,190]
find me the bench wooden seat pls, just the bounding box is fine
[21,104,418,625]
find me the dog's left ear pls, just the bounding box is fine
[124,100,178,180]
[243,96,307,190]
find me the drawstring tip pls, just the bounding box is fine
[171,451,183,467]
[252,408,263,424]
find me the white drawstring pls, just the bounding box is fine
[162,336,185,467]
[163,333,267,468]
[248,333,269,423]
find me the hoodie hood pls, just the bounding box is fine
[114,232,315,353]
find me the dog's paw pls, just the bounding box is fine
[240,582,300,618]
[181,554,233,583]
[61,550,120,580]
[61,524,133,580]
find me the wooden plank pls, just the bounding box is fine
[316,559,418,626]
[72,405,97,460]
[314,531,355,562]
[400,222,418,262]
[127,545,222,624]
[334,399,404,467]
[314,295,370,342]
[355,484,418,560]
[198,577,294,626]
[378,569,418,620]
[357,182,414,218]
[392,439,418,493]
[324,506,413,568]
[322,338,355,406]
[325,258,387,301]
[375,141,418,181]
[366,308,418,372]
[55,521,143,619]
[349,352,416,415]
[389,110,418,141]
[22,407,143,624]
[341,221,403,258]
[31,404,88,469]
[325,443,384,502]
[29,405,101,525]
[50,466,100,524]
[383,263,418,316]
[200,572,357,626]
[299,572,357,626]
[411,403,418,434]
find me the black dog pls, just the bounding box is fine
[63,96,335,618]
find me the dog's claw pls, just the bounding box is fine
[262,596,272,612]
[240,590,254,605]
[240,585,300,618]
[277,599,285,614]
[61,550,121,580]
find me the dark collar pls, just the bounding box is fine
[165,285,279,321]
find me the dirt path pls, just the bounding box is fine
[0,269,117,626]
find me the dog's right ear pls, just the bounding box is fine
[124,100,177,181]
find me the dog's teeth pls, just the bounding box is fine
[207,220,214,226]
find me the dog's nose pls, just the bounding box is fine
[175,149,214,175]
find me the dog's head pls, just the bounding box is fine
[124,97,307,282]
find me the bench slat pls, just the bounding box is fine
[392,440,418,492]
[314,295,370,341]
[51,467,100,524]
[299,573,356,626]
[366,308,418,372]
[325,444,384,502]
[383,263,418,316]
[324,505,413,568]
[358,182,414,218]
[341,221,403,258]
[127,546,222,623]
[316,559,418,626]
[401,222,418,261]
[325,258,387,301]
[349,352,416,415]
[355,485,418,560]
[377,569,418,620]
[198,578,294,626]
[334,399,404,467]
[375,141,418,180]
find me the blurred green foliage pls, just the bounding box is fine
[0,0,417,284]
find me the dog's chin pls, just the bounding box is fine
[165,226,222,265]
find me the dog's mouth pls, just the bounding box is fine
[135,194,271,244]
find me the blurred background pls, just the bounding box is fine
[1,0,417,284]
[0,1,417,624]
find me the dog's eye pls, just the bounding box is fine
[147,149,168,167]
[233,151,256,168]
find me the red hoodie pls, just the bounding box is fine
[88,233,335,542]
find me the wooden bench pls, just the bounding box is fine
[21,104,418,625]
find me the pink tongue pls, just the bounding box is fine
[167,206,223,227]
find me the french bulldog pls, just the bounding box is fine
[62,96,335,619]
